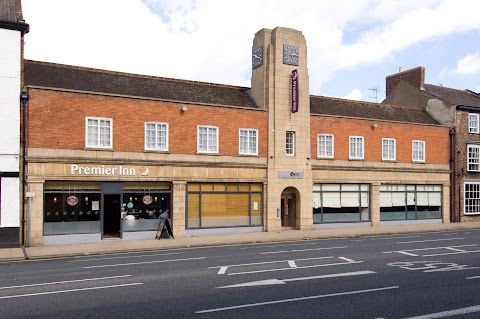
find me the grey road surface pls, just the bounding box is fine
[1,229,480,318]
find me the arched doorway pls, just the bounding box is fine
[281,188,297,228]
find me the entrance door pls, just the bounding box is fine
[281,195,296,227]
[103,194,121,238]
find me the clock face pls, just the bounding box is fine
[283,44,299,66]
[252,46,263,69]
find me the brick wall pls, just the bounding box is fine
[27,89,268,157]
[310,115,450,164]
[454,111,480,222]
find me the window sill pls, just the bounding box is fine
[196,152,220,156]
[317,156,334,160]
[238,154,260,157]
[84,147,114,152]
[349,158,365,161]
[143,150,170,154]
[412,161,426,164]
[382,159,397,163]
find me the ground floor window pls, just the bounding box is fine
[43,181,171,235]
[313,184,370,223]
[187,183,263,228]
[380,184,441,221]
[464,182,480,215]
[121,181,171,232]
[44,181,102,235]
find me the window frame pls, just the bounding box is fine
[464,181,480,215]
[197,125,219,154]
[286,131,295,156]
[85,117,113,149]
[412,140,426,162]
[144,122,169,151]
[382,138,396,161]
[312,183,370,224]
[469,113,479,134]
[467,144,480,172]
[349,136,364,160]
[380,184,442,221]
[239,128,258,155]
[318,134,334,158]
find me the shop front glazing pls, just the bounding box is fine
[187,183,263,228]
[43,181,172,237]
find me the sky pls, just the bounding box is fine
[21,0,480,102]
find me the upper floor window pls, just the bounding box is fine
[86,117,112,148]
[349,136,364,159]
[318,134,334,158]
[412,140,425,162]
[198,126,218,153]
[469,113,479,133]
[239,129,258,155]
[286,131,295,156]
[467,144,480,172]
[145,122,168,151]
[382,138,396,161]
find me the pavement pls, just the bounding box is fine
[2,221,480,262]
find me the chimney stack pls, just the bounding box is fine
[386,66,425,97]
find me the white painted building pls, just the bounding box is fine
[0,0,29,230]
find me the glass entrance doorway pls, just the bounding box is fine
[103,194,121,238]
[281,194,296,227]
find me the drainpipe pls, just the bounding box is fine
[449,128,456,222]
[20,91,28,247]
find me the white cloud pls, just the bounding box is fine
[456,52,480,75]
[343,88,362,101]
[21,0,480,97]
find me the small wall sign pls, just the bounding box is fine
[66,195,79,206]
[142,195,153,205]
[278,171,304,179]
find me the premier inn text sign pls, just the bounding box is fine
[70,164,149,176]
[291,69,299,113]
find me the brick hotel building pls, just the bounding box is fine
[20,27,451,246]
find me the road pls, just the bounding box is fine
[1,229,480,318]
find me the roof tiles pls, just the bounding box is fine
[24,60,257,108]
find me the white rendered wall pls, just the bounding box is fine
[1,178,19,226]
[0,28,21,227]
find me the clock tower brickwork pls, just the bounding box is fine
[251,27,313,232]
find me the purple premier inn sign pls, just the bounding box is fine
[291,69,299,113]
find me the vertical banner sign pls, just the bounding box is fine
[291,69,299,113]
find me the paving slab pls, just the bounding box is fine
[2,222,479,262]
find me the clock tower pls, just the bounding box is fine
[251,27,313,232]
